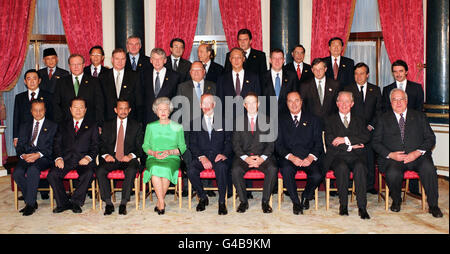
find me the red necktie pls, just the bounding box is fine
[74,121,80,133]
[333,58,338,80]
[48,68,53,80]
[296,64,301,80]
[30,92,35,102]
[250,117,255,134]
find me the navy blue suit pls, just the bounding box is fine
[323,56,355,90]
[205,61,224,83]
[260,69,297,115]
[13,119,57,206]
[381,80,424,113]
[188,115,233,203]
[38,67,70,94]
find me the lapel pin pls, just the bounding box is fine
[253,55,256,58]
[329,88,332,91]
[85,125,88,129]
[304,70,308,72]
[369,88,373,91]
[85,80,88,84]
[139,63,142,67]
[303,122,307,126]
[342,64,346,68]
[285,79,288,82]
[165,77,169,81]
[40,97,44,100]
[56,76,60,79]
[123,85,127,88]
[43,128,47,132]
[246,80,249,83]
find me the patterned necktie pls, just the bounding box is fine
[74,76,80,96]
[235,73,241,96]
[74,121,80,133]
[173,58,178,71]
[93,67,98,78]
[30,92,35,102]
[318,80,324,106]
[132,57,137,71]
[115,71,121,98]
[343,115,349,128]
[275,73,281,99]
[155,72,161,97]
[399,113,405,142]
[294,115,299,127]
[48,68,53,80]
[116,120,124,160]
[250,117,255,134]
[195,82,202,102]
[333,58,339,80]
[296,64,301,80]
[30,121,39,146]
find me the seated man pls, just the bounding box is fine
[188,94,232,215]
[276,91,324,215]
[373,88,443,218]
[47,97,99,214]
[13,100,57,216]
[96,99,143,216]
[231,93,277,213]
[324,91,371,219]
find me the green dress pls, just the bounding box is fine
[142,120,186,184]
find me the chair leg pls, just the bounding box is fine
[277,178,282,211]
[50,186,54,210]
[315,187,319,210]
[350,181,355,203]
[178,175,182,208]
[14,181,18,210]
[403,179,409,203]
[188,180,192,210]
[325,178,330,211]
[149,181,153,202]
[142,182,146,210]
[135,177,139,210]
[269,194,273,208]
[97,181,102,210]
[232,185,236,211]
[91,181,96,210]
[420,180,426,211]
[385,184,389,211]
[378,173,382,203]
[110,179,116,203]
[69,180,74,195]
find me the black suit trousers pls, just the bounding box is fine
[384,155,438,207]
[13,158,52,205]
[231,158,277,203]
[187,159,229,203]
[279,159,322,203]
[96,159,139,205]
[48,161,95,207]
[331,155,368,208]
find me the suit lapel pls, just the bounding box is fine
[36,119,49,147]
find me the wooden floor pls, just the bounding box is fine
[0,175,448,234]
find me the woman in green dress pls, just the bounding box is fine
[142,97,186,214]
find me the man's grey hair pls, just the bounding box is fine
[150,48,167,59]
[389,88,408,101]
[127,36,142,45]
[152,97,173,114]
[337,91,354,102]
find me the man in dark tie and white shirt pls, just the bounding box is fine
[125,36,150,72]
[283,44,314,89]
[165,38,192,82]
[38,48,70,94]
[323,37,355,91]
[84,45,109,78]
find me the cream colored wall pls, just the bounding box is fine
[299,0,312,64]
[101,0,115,68]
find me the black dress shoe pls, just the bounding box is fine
[301,197,310,210]
[206,190,216,197]
[196,197,209,212]
[218,203,228,215]
[262,202,272,213]
[72,203,82,213]
[293,202,303,215]
[18,195,24,201]
[367,188,378,195]
[247,192,254,199]
[104,204,114,215]
[22,205,36,216]
[40,192,49,200]
[339,205,349,216]
[329,191,338,197]
[390,201,401,212]
[429,206,443,218]
[119,204,127,215]
[358,208,371,219]
[237,202,249,213]
[20,202,38,213]
[53,203,72,213]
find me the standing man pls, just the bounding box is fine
[84,45,109,78]
[224,29,267,80]
[276,91,323,214]
[323,37,355,90]
[261,48,297,115]
[13,100,58,216]
[97,99,143,215]
[99,48,143,123]
[373,89,442,218]
[125,36,150,72]
[38,48,70,94]
[53,54,104,127]
[165,38,192,82]
[198,43,224,83]
[344,62,382,194]
[140,48,181,125]
[231,93,278,213]
[324,91,371,219]
[47,98,99,214]
[188,94,232,214]
[283,44,314,88]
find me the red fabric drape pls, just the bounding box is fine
[378,0,424,86]
[155,0,200,59]
[310,0,356,62]
[59,0,103,66]
[0,0,35,91]
[218,0,263,51]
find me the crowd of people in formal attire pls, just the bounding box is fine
[12,28,443,220]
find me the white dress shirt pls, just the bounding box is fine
[28,88,40,101]
[240,114,268,162]
[338,112,353,151]
[21,118,45,159]
[396,80,407,91]
[333,56,341,67]
[314,77,326,96]
[294,61,304,73]
[48,67,56,76]
[203,60,211,73]
[153,67,167,91]
[271,68,283,91]
[91,65,102,76]
[72,73,84,85]
[113,68,124,97]
[232,69,245,92]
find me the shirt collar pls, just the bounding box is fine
[290,111,301,121]
[29,88,40,96]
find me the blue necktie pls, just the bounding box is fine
[275,73,281,99]
[132,56,137,71]
[195,82,202,102]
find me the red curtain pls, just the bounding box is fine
[155,0,200,59]
[0,0,35,91]
[218,0,263,51]
[59,0,103,66]
[310,0,356,62]
[378,0,424,86]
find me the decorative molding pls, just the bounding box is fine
[424,104,449,110]
[426,112,449,119]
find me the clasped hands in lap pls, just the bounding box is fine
[55,156,92,169]
[21,153,41,164]
[147,149,179,160]
[199,154,227,170]
[388,150,422,164]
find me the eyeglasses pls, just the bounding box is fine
[91,53,103,56]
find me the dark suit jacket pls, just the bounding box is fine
[53,119,99,166]
[205,61,224,83]
[260,69,297,114]
[53,74,104,126]
[275,111,323,160]
[381,80,424,113]
[189,115,233,163]
[216,70,261,105]
[38,67,70,94]
[165,56,192,82]
[15,119,58,162]
[283,62,314,89]
[299,77,340,123]
[372,109,435,172]
[99,68,144,122]
[140,67,181,125]
[323,56,355,90]
[176,79,216,121]
[13,89,53,139]
[99,118,144,162]
[344,82,382,128]
[125,53,151,72]
[224,48,268,79]
[83,65,109,78]
[323,113,370,171]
